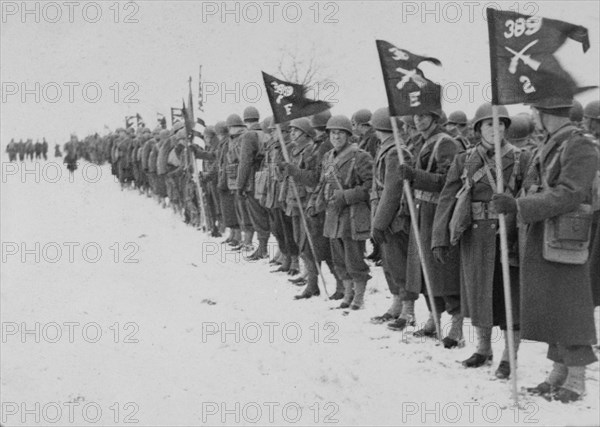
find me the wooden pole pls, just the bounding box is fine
[491,105,519,406]
[276,124,330,298]
[391,118,443,340]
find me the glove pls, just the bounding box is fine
[371,228,387,245]
[331,189,347,210]
[432,246,449,264]
[282,162,300,178]
[490,193,517,215]
[398,164,415,181]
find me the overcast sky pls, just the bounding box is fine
[1,0,599,145]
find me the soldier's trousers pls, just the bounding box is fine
[330,238,370,283]
[246,195,270,243]
[234,193,254,233]
[155,174,168,198]
[205,180,221,226]
[423,294,461,317]
[381,231,418,300]
[219,189,238,228]
[269,208,298,258]
[292,213,336,280]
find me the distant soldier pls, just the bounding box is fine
[34,140,42,159]
[281,118,342,300]
[226,114,254,251]
[215,121,242,246]
[352,109,380,158]
[63,134,79,174]
[261,119,300,276]
[6,139,17,161]
[165,129,187,214]
[434,103,531,378]
[237,107,271,260]
[492,95,598,402]
[156,127,176,206]
[18,139,25,161]
[41,138,48,160]
[352,108,382,265]
[369,108,418,325]
[25,139,34,161]
[397,109,463,343]
[311,115,373,309]
[445,110,471,150]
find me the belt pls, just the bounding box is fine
[414,190,439,204]
[471,202,499,220]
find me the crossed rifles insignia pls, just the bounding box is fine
[505,39,542,74]
[387,46,440,91]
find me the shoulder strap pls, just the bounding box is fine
[425,133,446,172]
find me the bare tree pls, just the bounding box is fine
[276,42,331,87]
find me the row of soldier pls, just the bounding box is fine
[5,138,51,161]
[72,97,599,404]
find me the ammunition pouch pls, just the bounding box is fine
[543,203,593,264]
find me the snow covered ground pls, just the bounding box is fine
[1,158,599,426]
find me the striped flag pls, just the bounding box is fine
[198,65,204,112]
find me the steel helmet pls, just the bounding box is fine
[370,107,393,132]
[472,103,511,132]
[204,125,216,138]
[310,110,332,128]
[439,110,448,125]
[290,118,316,138]
[214,121,228,135]
[569,100,584,122]
[268,119,290,132]
[583,100,600,119]
[226,114,245,128]
[447,110,468,125]
[351,109,372,125]
[516,112,535,133]
[243,106,260,121]
[326,115,353,134]
[506,115,532,140]
[159,129,171,139]
[261,116,273,133]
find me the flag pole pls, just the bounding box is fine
[390,118,442,340]
[492,105,519,406]
[275,124,330,298]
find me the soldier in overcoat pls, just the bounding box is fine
[433,103,531,377]
[492,96,598,402]
[397,110,463,338]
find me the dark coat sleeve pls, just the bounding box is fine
[372,148,402,230]
[518,136,598,224]
[344,151,374,205]
[431,153,465,248]
[236,132,259,190]
[412,138,460,192]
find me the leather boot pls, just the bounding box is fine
[413,311,440,338]
[329,279,345,300]
[271,255,290,273]
[227,229,242,247]
[495,330,520,379]
[442,313,465,349]
[350,280,367,310]
[248,238,268,261]
[242,230,255,251]
[287,255,300,276]
[294,273,320,299]
[554,366,585,403]
[337,280,354,309]
[371,294,402,324]
[462,326,493,368]
[387,300,416,331]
